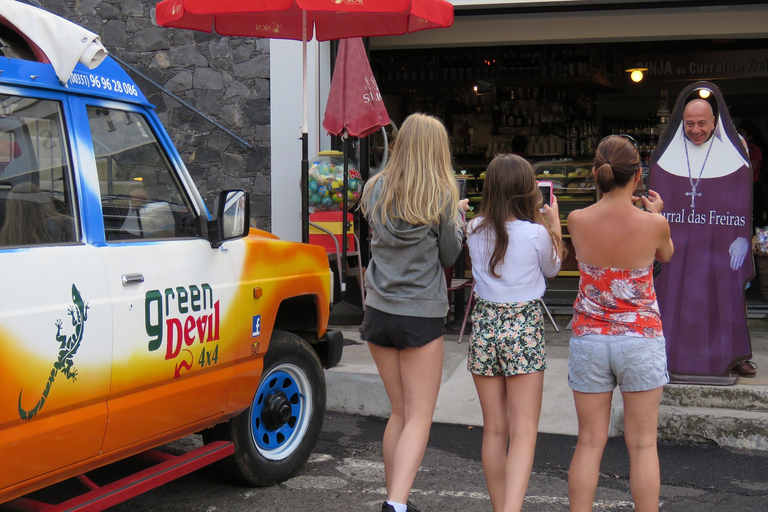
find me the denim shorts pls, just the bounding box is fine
[359,306,445,350]
[568,334,669,393]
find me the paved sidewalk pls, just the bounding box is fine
[325,315,768,450]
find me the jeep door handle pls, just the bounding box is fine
[122,273,145,286]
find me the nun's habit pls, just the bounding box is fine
[649,81,753,379]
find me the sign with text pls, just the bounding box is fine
[626,50,768,81]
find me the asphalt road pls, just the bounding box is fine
[5,412,767,511]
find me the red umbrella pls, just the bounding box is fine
[155,0,454,242]
[155,0,453,41]
[323,37,389,139]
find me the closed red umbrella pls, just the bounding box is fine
[155,0,454,243]
[323,37,389,139]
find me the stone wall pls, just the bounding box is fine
[38,0,273,230]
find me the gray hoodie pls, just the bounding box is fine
[363,177,465,318]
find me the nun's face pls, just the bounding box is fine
[683,102,715,146]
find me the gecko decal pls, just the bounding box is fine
[17,284,89,421]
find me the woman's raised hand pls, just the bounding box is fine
[637,190,664,214]
[543,195,561,231]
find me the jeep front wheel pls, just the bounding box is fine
[209,329,326,486]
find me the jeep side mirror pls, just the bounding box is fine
[207,189,250,248]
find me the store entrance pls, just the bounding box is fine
[369,38,768,313]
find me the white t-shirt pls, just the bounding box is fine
[467,218,561,304]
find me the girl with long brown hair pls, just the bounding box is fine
[466,153,564,511]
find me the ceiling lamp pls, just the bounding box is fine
[625,67,649,83]
[699,88,711,99]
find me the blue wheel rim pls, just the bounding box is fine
[250,363,312,460]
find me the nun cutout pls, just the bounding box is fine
[649,81,754,384]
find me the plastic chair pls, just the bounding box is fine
[444,266,472,324]
[539,296,560,333]
[457,280,476,343]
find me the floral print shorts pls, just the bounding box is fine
[467,296,546,377]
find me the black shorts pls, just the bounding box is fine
[359,306,445,350]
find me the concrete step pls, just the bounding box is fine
[656,405,768,451]
[610,401,768,451]
[661,383,768,412]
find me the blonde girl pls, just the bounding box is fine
[359,112,469,512]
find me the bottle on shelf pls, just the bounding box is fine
[569,126,578,157]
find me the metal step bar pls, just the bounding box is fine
[5,441,234,512]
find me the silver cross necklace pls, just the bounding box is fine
[684,135,714,208]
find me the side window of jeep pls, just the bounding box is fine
[0,95,77,247]
[87,106,200,241]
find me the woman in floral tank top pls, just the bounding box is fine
[566,135,674,512]
[571,262,663,339]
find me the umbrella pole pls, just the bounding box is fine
[301,12,309,244]
[301,133,309,244]
[341,132,349,298]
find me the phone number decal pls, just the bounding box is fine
[69,72,139,96]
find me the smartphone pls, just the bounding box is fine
[455,178,468,200]
[538,180,554,208]
[642,171,650,197]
